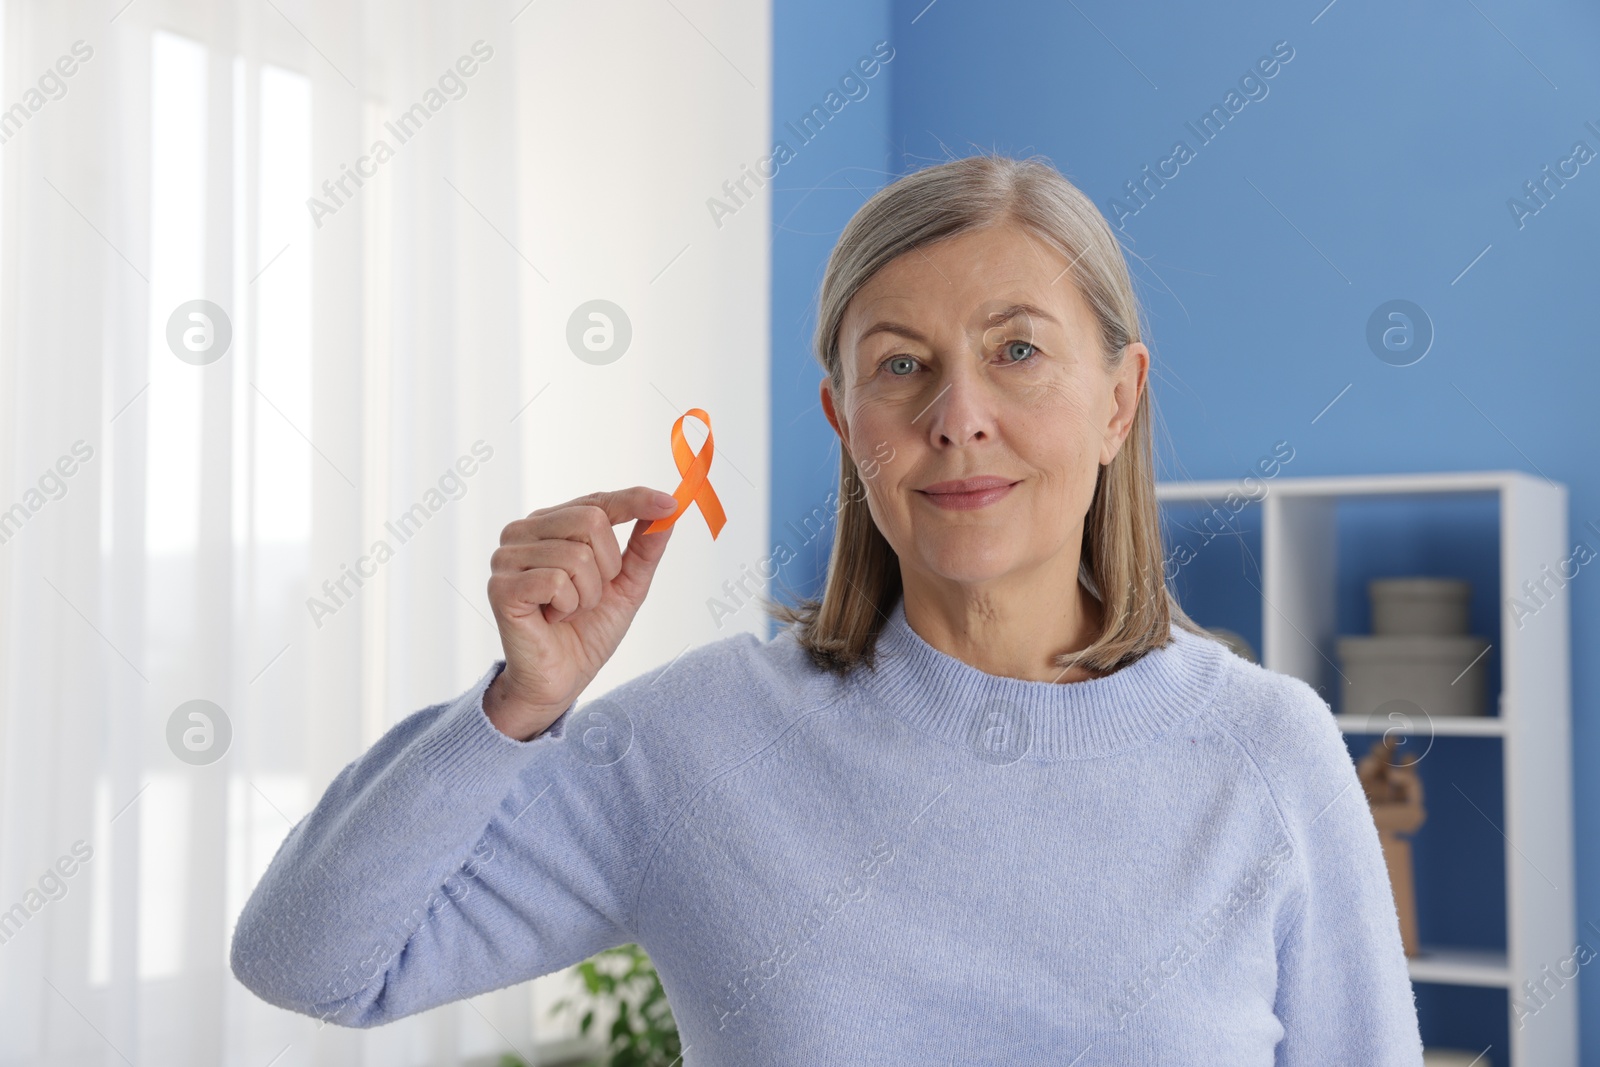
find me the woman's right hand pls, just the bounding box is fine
[484,486,682,739]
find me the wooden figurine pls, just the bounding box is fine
[1356,734,1426,957]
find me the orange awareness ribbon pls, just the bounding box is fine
[644,407,726,539]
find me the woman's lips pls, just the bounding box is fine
[917,480,1018,510]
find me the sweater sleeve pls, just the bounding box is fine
[1267,683,1426,1066]
[229,658,657,1028]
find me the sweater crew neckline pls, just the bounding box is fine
[862,596,1228,761]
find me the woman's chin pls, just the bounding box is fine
[909,544,1019,587]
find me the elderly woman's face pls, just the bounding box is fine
[821,220,1147,590]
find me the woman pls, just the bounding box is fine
[231,154,1424,1065]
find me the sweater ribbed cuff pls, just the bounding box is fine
[408,659,577,793]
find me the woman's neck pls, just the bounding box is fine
[898,569,1108,684]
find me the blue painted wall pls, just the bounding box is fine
[768,0,894,616]
[771,0,1600,1060]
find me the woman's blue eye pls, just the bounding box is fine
[882,343,1034,375]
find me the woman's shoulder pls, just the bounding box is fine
[627,619,840,709]
[1199,646,1362,824]
[1202,646,1337,733]
[570,621,845,776]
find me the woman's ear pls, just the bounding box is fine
[1099,343,1148,465]
[820,377,848,442]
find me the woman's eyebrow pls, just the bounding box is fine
[984,302,1059,329]
[856,303,1059,347]
[857,319,927,345]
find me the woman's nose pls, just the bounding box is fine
[920,358,996,447]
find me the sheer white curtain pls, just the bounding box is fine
[0,0,770,1064]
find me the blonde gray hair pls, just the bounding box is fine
[765,152,1210,676]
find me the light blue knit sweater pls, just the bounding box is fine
[231,595,1425,1065]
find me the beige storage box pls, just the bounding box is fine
[1336,634,1491,718]
[1422,1050,1489,1067]
[1369,577,1471,636]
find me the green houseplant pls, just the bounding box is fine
[499,943,681,1067]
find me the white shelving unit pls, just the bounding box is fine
[1156,470,1574,1067]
